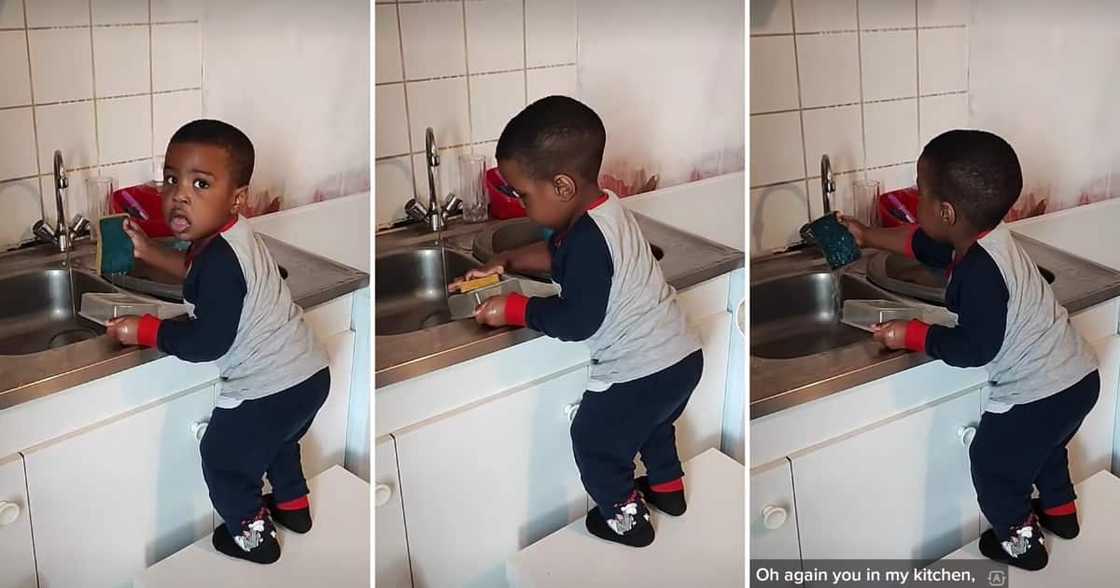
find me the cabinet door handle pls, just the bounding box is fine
[761,505,788,530]
[563,402,580,424]
[0,501,20,527]
[191,420,209,442]
[958,425,977,448]
[375,483,393,507]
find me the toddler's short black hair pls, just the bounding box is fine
[496,96,605,182]
[169,119,255,188]
[920,129,1022,230]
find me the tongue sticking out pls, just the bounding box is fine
[170,216,190,233]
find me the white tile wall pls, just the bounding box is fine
[0,1,203,249]
[750,0,969,251]
[375,0,578,228]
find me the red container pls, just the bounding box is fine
[110,183,173,238]
[485,167,526,220]
[877,187,920,228]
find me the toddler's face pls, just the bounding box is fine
[160,142,246,242]
[498,158,570,231]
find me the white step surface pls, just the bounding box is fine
[507,448,745,587]
[135,465,370,587]
[942,469,1120,586]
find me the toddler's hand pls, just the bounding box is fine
[106,315,142,346]
[474,295,509,327]
[836,212,867,247]
[872,320,909,350]
[448,263,505,293]
[122,218,156,261]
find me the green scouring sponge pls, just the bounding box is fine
[97,214,135,276]
[801,213,862,269]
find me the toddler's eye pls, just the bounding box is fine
[164,175,177,185]
[193,179,210,190]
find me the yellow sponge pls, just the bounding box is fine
[458,273,500,293]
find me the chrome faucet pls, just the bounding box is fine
[32,150,89,252]
[820,153,835,217]
[404,127,461,232]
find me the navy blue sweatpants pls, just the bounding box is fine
[570,350,703,517]
[200,367,330,526]
[969,370,1099,539]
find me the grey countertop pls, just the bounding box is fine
[374,214,744,387]
[0,236,368,411]
[750,233,1120,419]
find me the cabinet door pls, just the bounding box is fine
[791,387,982,561]
[375,436,412,588]
[24,384,217,588]
[395,368,588,588]
[750,459,800,561]
[302,330,355,478]
[0,454,36,588]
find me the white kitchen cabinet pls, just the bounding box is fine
[675,311,733,464]
[749,458,800,561]
[1068,335,1120,483]
[23,383,217,588]
[302,330,356,479]
[394,367,589,588]
[375,436,412,588]
[0,454,36,588]
[791,386,983,561]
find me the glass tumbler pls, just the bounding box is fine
[85,175,116,241]
[459,154,489,223]
[852,178,882,227]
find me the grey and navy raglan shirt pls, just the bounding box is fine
[900,224,1096,412]
[137,216,328,408]
[503,190,701,391]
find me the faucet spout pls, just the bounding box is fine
[424,127,443,232]
[820,154,834,217]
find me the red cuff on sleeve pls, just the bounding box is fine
[505,293,530,327]
[137,314,162,348]
[903,224,920,259]
[904,319,930,352]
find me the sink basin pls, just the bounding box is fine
[375,248,480,336]
[0,268,115,355]
[473,219,664,280]
[751,271,890,359]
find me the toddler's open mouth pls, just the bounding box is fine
[169,213,191,233]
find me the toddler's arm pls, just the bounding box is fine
[840,215,954,268]
[885,253,1008,367]
[503,230,610,342]
[132,240,246,362]
[123,219,188,282]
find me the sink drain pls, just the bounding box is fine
[47,327,98,349]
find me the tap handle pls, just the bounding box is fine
[70,215,91,237]
[444,193,462,216]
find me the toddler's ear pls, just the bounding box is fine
[940,200,957,226]
[553,174,577,202]
[231,185,250,214]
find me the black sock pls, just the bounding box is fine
[265,493,313,534]
[1033,498,1079,539]
[636,476,687,516]
[212,510,281,564]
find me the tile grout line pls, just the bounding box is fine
[20,0,42,197]
[789,0,808,192]
[394,1,418,210]
[523,0,529,105]
[148,0,155,172]
[461,0,474,156]
[89,0,102,170]
[914,0,921,153]
[855,0,868,187]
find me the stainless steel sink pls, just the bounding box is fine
[751,271,894,360]
[0,268,115,356]
[375,247,480,336]
[473,218,664,280]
